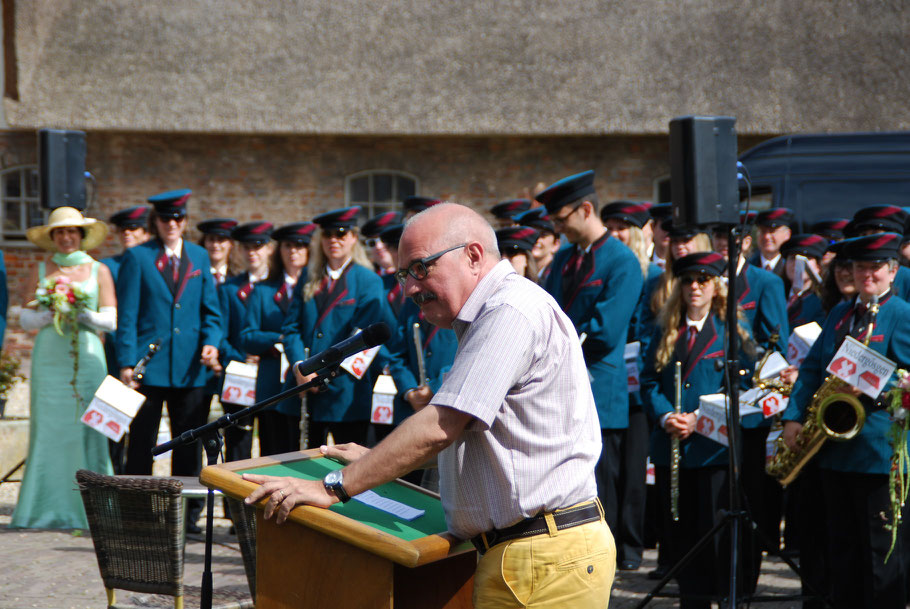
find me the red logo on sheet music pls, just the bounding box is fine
[350,354,366,377]
[830,357,857,377]
[762,395,779,417]
[82,409,103,425]
[718,425,728,439]
[860,370,880,390]
[696,416,715,435]
[105,420,121,435]
[787,343,798,361]
[372,405,392,424]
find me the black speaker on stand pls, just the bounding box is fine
[669,115,738,228]
[38,128,87,210]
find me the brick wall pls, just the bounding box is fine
[0,129,768,356]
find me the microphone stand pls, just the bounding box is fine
[152,366,340,609]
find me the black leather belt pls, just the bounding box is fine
[470,501,601,555]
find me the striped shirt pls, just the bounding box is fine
[433,260,601,539]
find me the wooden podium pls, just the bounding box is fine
[201,450,476,609]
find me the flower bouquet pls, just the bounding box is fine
[30,276,93,414]
[883,368,910,561]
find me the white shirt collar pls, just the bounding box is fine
[326,257,352,280]
[759,253,780,269]
[686,312,709,333]
[164,239,183,259]
[284,271,298,286]
[211,264,227,277]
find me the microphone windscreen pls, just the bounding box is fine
[362,322,391,348]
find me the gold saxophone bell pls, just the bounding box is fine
[816,390,865,441]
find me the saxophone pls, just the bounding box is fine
[766,296,878,486]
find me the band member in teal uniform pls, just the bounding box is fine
[489,198,531,228]
[361,211,401,277]
[538,170,644,541]
[641,252,755,609]
[115,189,222,532]
[217,221,272,464]
[711,215,791,591]
[100,205,150,473]
[377,223,408,317]
[781,233,910,609]
[495,225,539,282]
[782,234,827,328]
[240,221,314,455]
[749,208,793,293]
[514,207,560,283]
[600,200,660,571]
[846,204,910,301]
[282,206,395,448]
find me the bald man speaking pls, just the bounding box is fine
[244,203,614,608]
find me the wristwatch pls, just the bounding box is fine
[323,469,351,503]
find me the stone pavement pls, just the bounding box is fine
[1,475,808,609]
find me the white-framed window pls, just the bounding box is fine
[1,165,45,243]
[345,170,418,218]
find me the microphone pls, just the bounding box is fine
[294,322,391,377]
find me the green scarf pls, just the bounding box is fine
[52,251,93,267]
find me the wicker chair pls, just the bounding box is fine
[76,470,253,609]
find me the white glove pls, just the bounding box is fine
[77,306,117,333]
[19,307,54,331]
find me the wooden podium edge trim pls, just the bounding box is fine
[199,449,473,568]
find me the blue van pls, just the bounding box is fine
[737,132,910,229]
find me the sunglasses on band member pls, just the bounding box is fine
[395,243,467,286]
[364,237,380,248]
[322,227,350,239]
[680,274,713,286]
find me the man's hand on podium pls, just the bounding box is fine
[320,442,370,463]
[242,473,339,524]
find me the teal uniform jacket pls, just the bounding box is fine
[381,272,408,319]
[787,289,826,328]
[101,253,127,376]
[240,279,300,417]
[642,315,754,468]
[738,264,790,429]
[115,239,223,388]
[282,264,395,423]
[892,265,910,301]
[215,273,261,400]
[382,299,458,425]
[629,262,663,410]
[544,232,644,429]
[781,292,910,474]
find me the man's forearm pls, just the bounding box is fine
[341,404,469,496]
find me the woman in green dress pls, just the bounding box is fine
[11,207,116,529]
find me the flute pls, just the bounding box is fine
[300,347,309,449]
[132,340,160,383]
[413,323,428,387]
[671,361,682,521]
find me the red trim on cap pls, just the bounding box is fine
[128,208,146,219]
[173,193,191,207]
[377,213,397,226]
[300,224,316,235]
[800,235,826,246]
[872,205,903,218]
[250,222,272,234]
[867,233,898,249]
[511,227,537,240]
[699,252,725,265]
[765,208,789,220]
[338,208,360,221]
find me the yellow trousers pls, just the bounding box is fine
[473,510,616,608]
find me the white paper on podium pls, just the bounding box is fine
[352,489,425,521]
[757,351,789,380]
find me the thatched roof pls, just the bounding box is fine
[5,1,910,135]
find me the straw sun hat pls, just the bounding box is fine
[26,206,109,252]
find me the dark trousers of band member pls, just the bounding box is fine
[739,426,784,593]
[614,407,649,567]
[257,410,301,456]
[125,386,210,476]
[594,428,624,536]
[820,470,909,609]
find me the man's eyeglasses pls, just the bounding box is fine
[395,243,466,286]
[681,274,713,286]
[549,203,583,227]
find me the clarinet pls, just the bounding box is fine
[671,361,682,521]
[413,323,428,387]
[132,341,161,383]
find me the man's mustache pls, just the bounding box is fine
[413,292,437,305]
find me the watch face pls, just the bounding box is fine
[325,470,342,485]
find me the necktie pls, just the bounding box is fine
[852,303,868,337]
[764,263,773,272]
[284,282,293,300]
[169,255,179,282]
[686,326,698,352]
[215,271,224,284]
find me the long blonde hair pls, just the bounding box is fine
[625,225,651,277]
[653,276,754,372]
[302,228,374,301]
[649,232,713,316]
